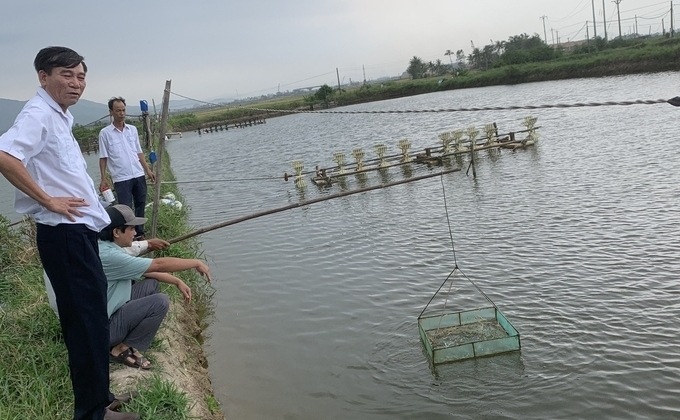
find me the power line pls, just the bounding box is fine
[552,0,591,22]
[170,92,224,107]
[624,0,668,13]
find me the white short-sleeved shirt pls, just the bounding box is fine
[99,240,153,317]
[0,88,110,231]
[98,123,144,183]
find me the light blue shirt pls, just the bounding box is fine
[99,239,152,317]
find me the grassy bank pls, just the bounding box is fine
[0,152,223,419]
[164,36,680,132]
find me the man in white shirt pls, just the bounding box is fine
[0,47,139,420]
[98,97,155,240]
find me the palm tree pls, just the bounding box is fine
[455,49,466,66]
[444,49,454,66]
[482,45,495,69]
[493,40,506,57]
[468,47,482,69]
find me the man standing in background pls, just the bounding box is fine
[0,47,139,420]
[99,97,155,240]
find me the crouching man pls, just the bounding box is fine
[100,204,211,369]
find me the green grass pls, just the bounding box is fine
[204,395,220,415]
[125,376,191,420]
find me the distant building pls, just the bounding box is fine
[552,39,588,51]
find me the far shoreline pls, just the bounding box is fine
[166,37,680,133]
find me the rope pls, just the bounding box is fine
[418,171,499,320]
[244,98,674,115]
[440,173,457,266]
[417,172,462,321]
[159,176,282,184]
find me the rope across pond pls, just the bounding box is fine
[244,98,679,114]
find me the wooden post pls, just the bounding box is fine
[142,112,152,150]
[469,138,477,178]
[150,80,171,239]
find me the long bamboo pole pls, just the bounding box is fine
[163,167,461,246]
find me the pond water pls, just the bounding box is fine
[3,72,680,420]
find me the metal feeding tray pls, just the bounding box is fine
[417,264,521,365]
[418,306,520,365]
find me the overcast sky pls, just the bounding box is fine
[1,0,674,105]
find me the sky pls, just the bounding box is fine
[1,0,675,105]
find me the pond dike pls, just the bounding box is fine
[109,151,225,420]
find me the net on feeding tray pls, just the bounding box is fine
[417,266,520,365]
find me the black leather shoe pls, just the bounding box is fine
[107,391,138,411]
[103,408,140,420]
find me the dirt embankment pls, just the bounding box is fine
[110,301,224,420]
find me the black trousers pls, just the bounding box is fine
[114,175,147,236]
[37,224,113,420]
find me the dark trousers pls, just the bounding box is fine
[114,175,147,236]
[109,279,170,352]
[37,224,113,420]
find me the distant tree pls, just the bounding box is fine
[504,33,545,52]
[468,47,482,69]
[444,49,454,66]
[482,45,495,69]
[455,49,466,66]
[498,34,554,65]
[493,40,506,56]
[314,84,334,106]
[406,56,427,79]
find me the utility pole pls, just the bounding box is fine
[587,22,590,43]
[671,1,674,37]
[551,27,555,45]
[614,0,623,39]
[602,0,608,40]
[591,0,598,39]
[540,15,548,43]
[663,18,666,35]
[635,15,638,36]
[336,68,341,90]
[362,65,366,86]
[557,30,560,45]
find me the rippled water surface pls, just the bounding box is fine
[164,73,680,420]
[4,74,679,419]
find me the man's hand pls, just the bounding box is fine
[195,261,212,283]
[99,179,110,191]
[44,197,89,222]
[175,279,192,302]
[147,171,156,184]
[146,238,170,251]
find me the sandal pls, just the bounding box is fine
[110,348,151,370]
[129,347,151,370]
